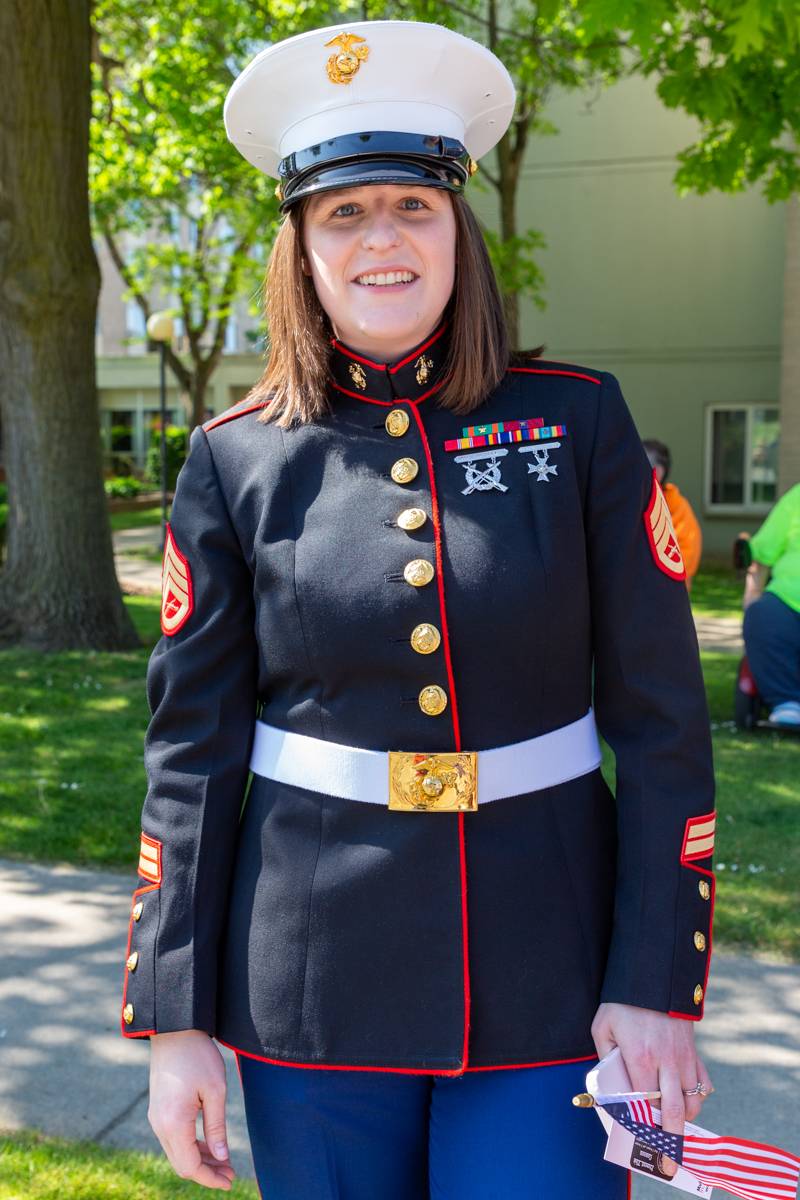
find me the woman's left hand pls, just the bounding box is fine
[591,1002,713,1177]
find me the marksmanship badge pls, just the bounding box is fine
[454,449,509,494]
[325,33,370,85]
[161,525,194,635]
[518,440,561,482]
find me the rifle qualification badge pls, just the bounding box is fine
[454,448,509,494]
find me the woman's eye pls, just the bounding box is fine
[332,203,359,217]
[400,197,426,210]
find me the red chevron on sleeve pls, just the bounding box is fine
[161,524,194,635]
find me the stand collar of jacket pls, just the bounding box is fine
[329,322,449,405]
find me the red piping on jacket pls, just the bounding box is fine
[120,881,160,1038]
[408,402,471,1072]
[389,324,447,372]
[508,366,603,386]
[203,401,268,431]
[330,377,447,407]
[220,1039,465,1076]
[668,862,715,1022]
[466,1053,598,1072]
[330,323,447,373]
[219,1038,598,1076]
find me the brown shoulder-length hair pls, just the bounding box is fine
[250,192,515,427]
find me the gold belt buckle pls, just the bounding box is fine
[388,750,478,812]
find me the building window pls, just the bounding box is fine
[705,404,779,513]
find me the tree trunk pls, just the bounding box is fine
[778,192,800,497]
[0,0,139,649]
[190,361,214,429]
[496,132,520,350]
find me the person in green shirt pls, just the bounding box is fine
[742,482,800,726]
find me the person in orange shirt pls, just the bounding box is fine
[643,440,702,590]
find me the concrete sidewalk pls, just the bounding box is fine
[1,857,798,1194]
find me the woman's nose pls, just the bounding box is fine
[361,215,402,251]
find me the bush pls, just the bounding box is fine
[104,476,145,500]
[146,425,188,491]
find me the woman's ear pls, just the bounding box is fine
[300,254,311,276]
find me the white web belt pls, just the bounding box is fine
[249,709,602,809]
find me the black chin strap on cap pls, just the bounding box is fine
[277,131,475,210]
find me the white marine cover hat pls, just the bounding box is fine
[223,20,516,209]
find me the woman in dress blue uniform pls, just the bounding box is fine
[120,20,717,1197]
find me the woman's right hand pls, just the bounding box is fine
[148,1029,236,1190]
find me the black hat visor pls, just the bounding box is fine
[278,132,472,211]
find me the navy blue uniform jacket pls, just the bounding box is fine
[121,325,715,1074]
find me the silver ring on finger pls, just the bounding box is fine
[683,1082,710,1097]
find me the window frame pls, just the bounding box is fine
[704,402,779,516]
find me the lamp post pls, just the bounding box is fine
[146,312,174,553]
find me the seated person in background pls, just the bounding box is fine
[643,439,702,590]
[742,482,800,728]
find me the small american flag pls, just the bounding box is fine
[600,1097,800,1200]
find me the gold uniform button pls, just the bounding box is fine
[410,623,441,654]
[404,559,435,587]
[126,951,139,972]
[123,1003,135,1025]
[132,901,144,921]
[419,684,448,716]
[698,880,711,901]
[385,409,410,437]
[693,984,704,1006]
[397,507,428,531]
[391,457,419,485]
[693,931,707,952]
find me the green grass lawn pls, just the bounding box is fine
[690,562,742,618]
[116,546,164,565]
[109,506,168,533]
[0,596,797,957]
[0,1130,257,1199]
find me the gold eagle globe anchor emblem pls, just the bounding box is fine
[325,33,370,85]
[348,362,368,390]
[415,355,434,385]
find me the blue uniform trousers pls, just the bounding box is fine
[236,1055,629,1199]
[743,591,800,708]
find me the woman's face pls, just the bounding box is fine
[301,183,457,362]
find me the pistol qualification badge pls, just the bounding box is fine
[325,33,370,85]
[519,440,561,482]
[454,449,509,495]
